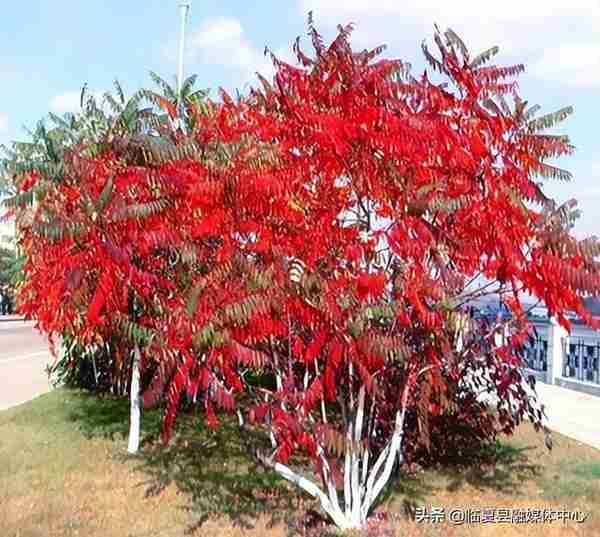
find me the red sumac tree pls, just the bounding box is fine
[7,18,600,532]
[217,22,600,529]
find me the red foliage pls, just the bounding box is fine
[12,18,600,524]
[220,22,599,488]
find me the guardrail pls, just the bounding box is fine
[522,319,600,397]
[523,335,548,372]
[563,338,600,385]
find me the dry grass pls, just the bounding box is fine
[0,389,599,537]
[378,422,600,537]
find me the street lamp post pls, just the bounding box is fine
[177,1,191,99]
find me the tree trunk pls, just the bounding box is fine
[260,380,412,530]
[127,345,142,454]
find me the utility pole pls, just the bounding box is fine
[177,1,191,99]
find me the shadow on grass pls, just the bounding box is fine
[64,393,545,534]
[374,439,542,522]
[439,441,542,494]
[66,391,162,443]
[376,468,435,521]
[133,418,310,534]
[65,392,309,533]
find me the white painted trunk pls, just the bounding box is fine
[127,346,142,454]
[349,386,365,522]
[265,384,410,530]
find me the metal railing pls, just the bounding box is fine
[563,338,600,385]
[523,335,548,372]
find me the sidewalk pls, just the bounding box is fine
[536,381,600,451]
[0,314,26,322]
[469,372,600,452]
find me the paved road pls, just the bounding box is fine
[0,320,53,411]
[536,381,600,451]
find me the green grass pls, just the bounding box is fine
[537,458,600,503]
[1,389,600,537]
[0,389,305,537]
[573,461,600,479]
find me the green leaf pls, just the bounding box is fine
[186,282,206,318]
[444,28,469,61]
[96,175,114,213]
[536,162,572,182]
[527,106,573,132]
[469,46,499,68]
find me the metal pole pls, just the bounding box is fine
[177,2,191,99]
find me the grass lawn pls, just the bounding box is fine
[0,389,598,537]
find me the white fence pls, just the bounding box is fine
[523,318,600,397]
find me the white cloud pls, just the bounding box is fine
[532,43,600,89]
[190,17,244,49]
[187,17,293,87]
[0,113,7,133]
[49,91,83,114]
[50,90,108,115]
[297,1,600,86]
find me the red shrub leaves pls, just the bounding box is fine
[9,17,600,530]
[356,272,386,302]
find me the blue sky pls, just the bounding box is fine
[1,1,598,236]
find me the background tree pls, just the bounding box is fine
[1,76,208,452]
[0,245,18,288]
[2,73,255,453]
